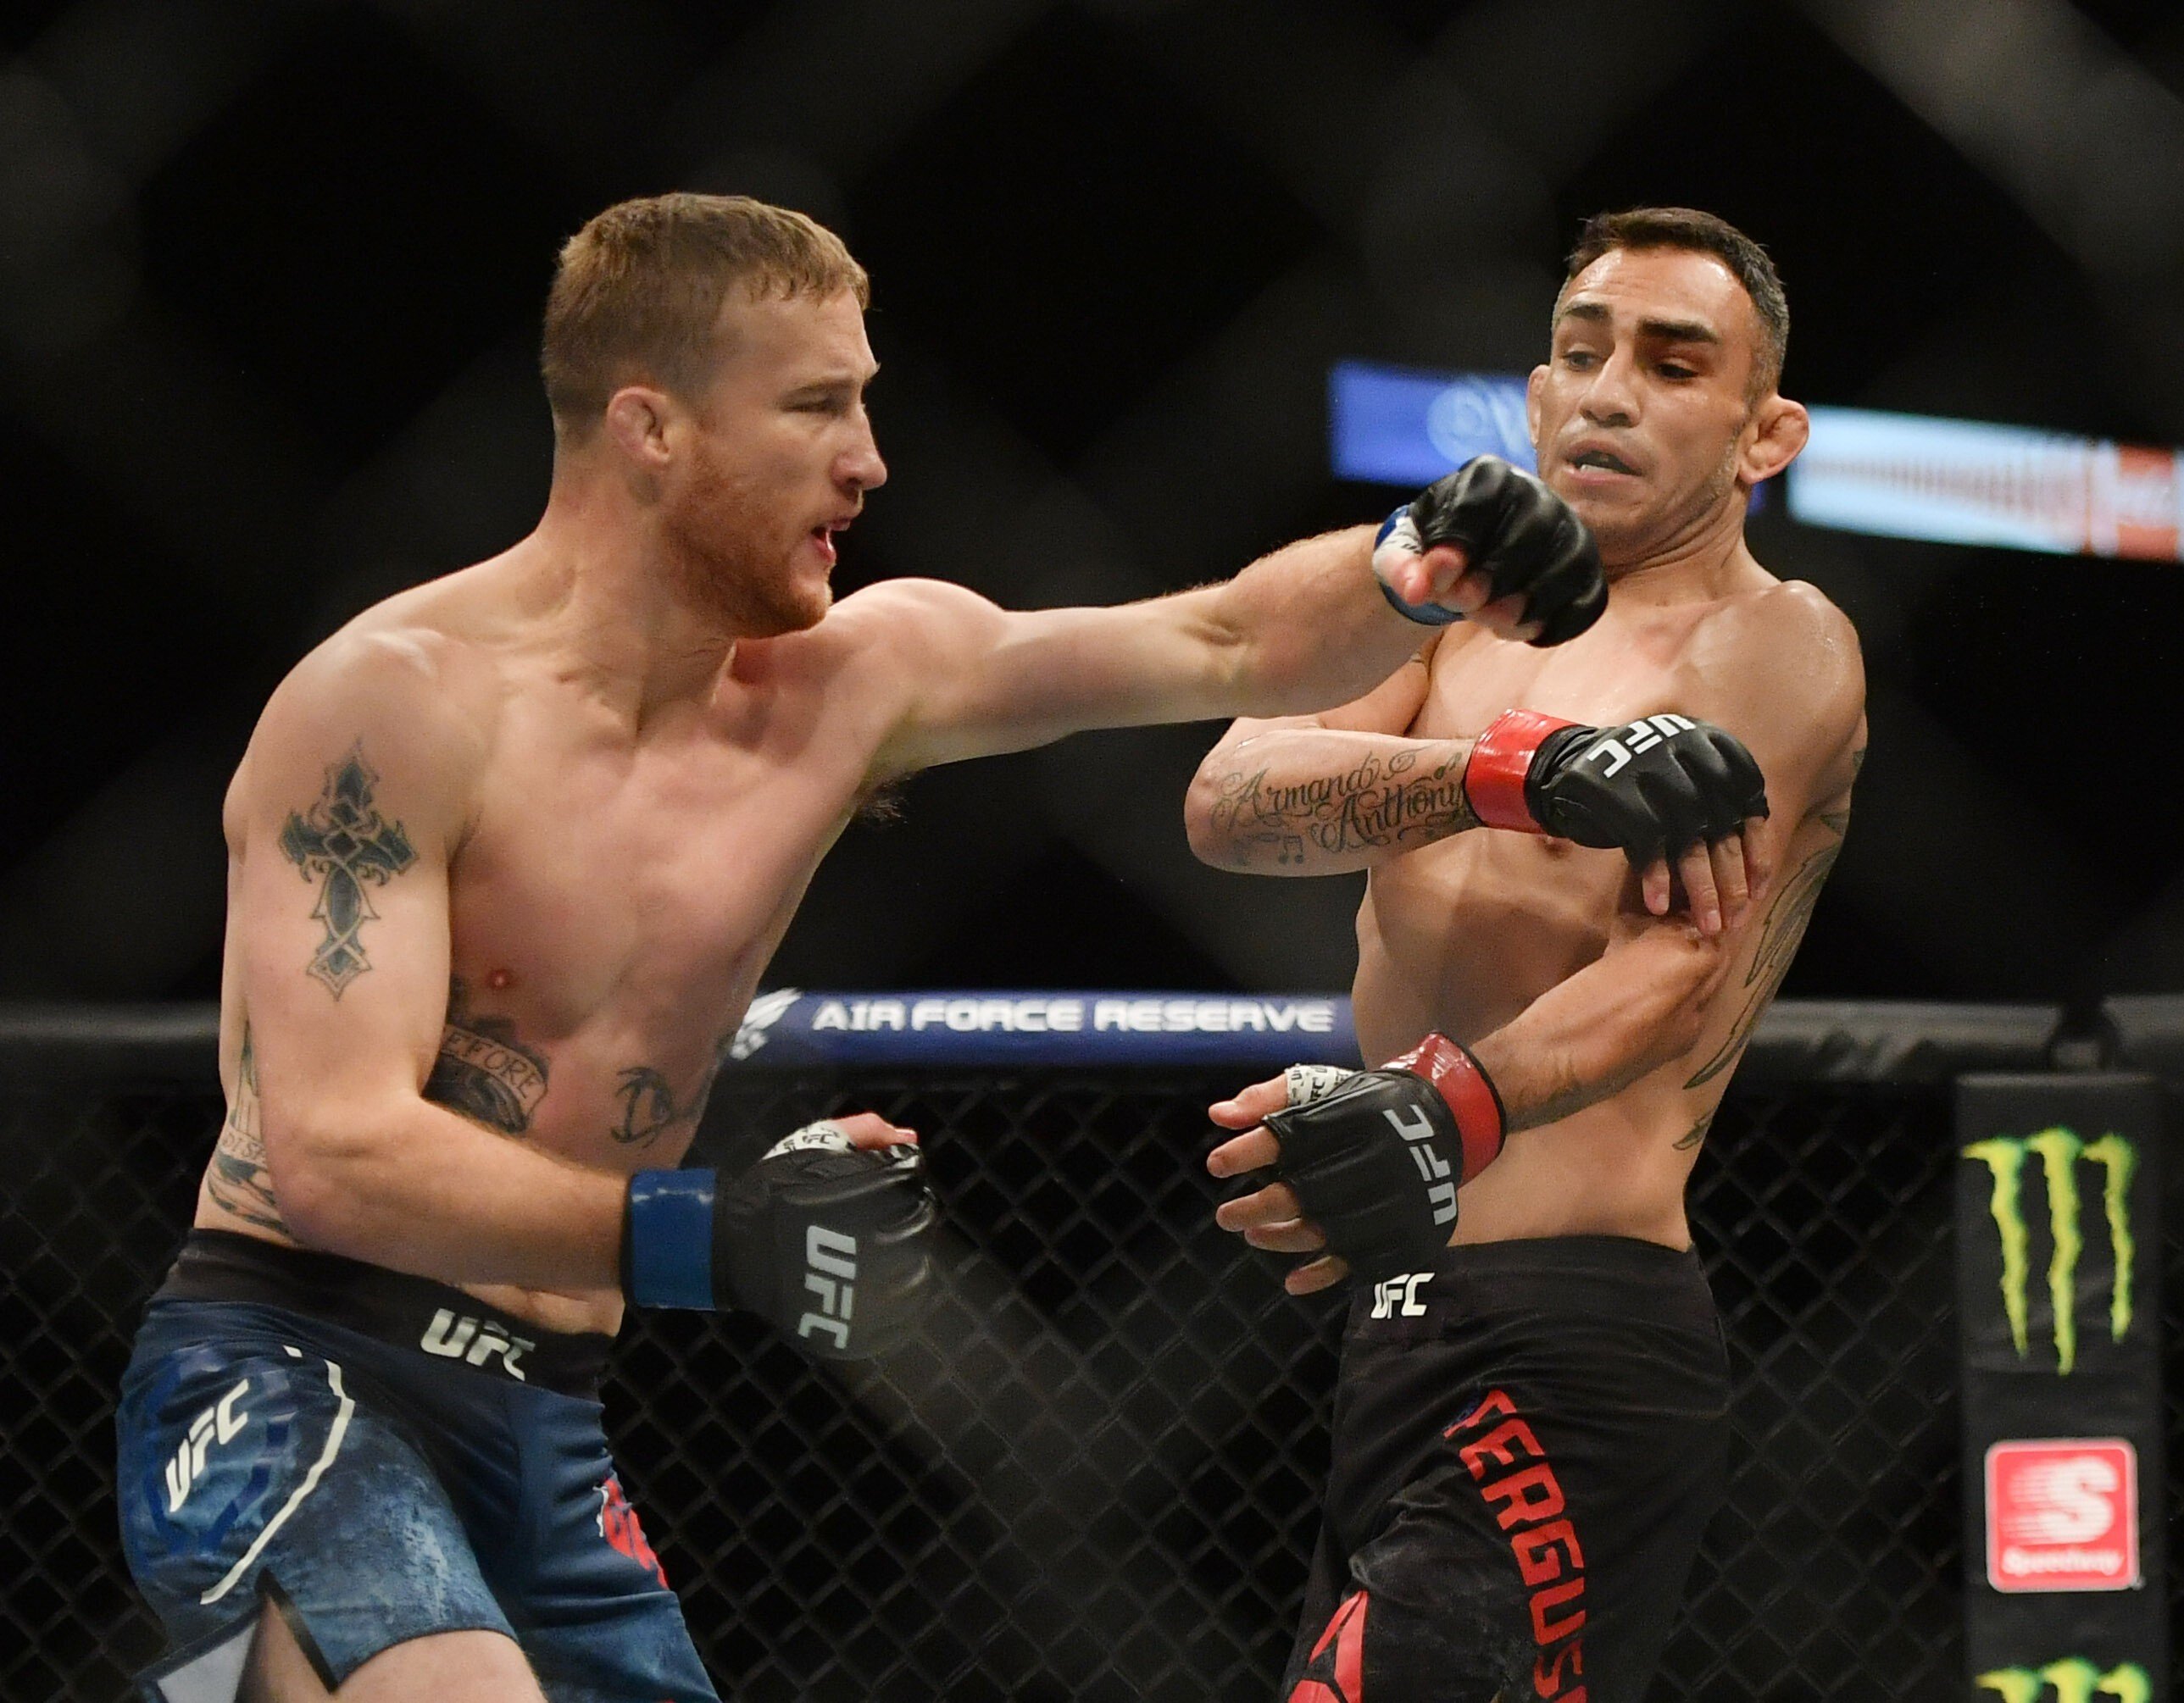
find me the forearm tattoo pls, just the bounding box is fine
[206,1021,287,1234]
[1207,746,1478,868]
[425,977,551,1135]
[1683,754,1862,1090]
[280,745,417,997]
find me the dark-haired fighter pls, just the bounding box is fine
[110,193,1759,1703]
[1188,208,1867,1703]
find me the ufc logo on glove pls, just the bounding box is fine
[1577,715,1699,779]
[799,1226,859,1350]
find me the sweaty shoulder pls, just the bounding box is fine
[826,577,998,646]
[1686,578,1863,729]
[226,609,500,856]
[818,575,1003,690]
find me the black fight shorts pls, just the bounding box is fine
[1281,1235,1728,1703]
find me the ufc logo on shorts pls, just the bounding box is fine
[799,1226,858,1350]
[1383,1105,1459,1227]
[164,1378,250,1512]
[1371,1273,1433,1318]
[1580,714,1697,779]
[420,1308,536,1381]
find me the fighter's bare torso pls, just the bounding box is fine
[198,557,923,1334]
[1356,566,1864,1250]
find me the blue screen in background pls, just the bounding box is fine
[1329,360,2182,561]
[1330,362,1534,485]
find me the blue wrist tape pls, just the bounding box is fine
[1374,505,1463,627]
[625,1169,718,1309]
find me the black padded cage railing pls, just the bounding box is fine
[2,998,2178,1703]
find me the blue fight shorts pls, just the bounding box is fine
[115,1230,720,1700]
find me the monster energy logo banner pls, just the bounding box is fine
[1960,1129,2136,1374]
[1977,1659,2150,1703]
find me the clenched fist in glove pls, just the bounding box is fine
[1207,1035,1507,1292]
[1373,456,1607,646]
[1464,707,1770,931]
[623,1118,937,1359]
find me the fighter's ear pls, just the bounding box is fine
[1525,364,1548,452]
[603,385,676,470]
[1741,395,1809,485]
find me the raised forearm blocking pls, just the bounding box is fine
[1186,729,1479,874]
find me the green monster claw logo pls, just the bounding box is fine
[1959,1129,2136,1375]
[1976,1659,2150,1703]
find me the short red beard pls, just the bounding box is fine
[661,441,831,638]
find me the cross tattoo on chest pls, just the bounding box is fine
[279,746,418,997]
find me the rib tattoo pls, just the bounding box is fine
[609,1062,715,1149]
[205,1021,287,1234]
[280,745,417,997]
[1208,746,1478,868]
[425,978,551,1135]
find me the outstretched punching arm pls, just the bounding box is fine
[855,458,1603,779]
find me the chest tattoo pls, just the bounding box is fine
[425,978,552,1135]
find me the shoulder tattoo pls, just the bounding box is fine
[280,744,418,998]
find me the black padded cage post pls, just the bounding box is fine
[3,994,2180,1703]
[1956,1073,2169,1702]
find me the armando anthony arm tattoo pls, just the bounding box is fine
[205,1021,287,1234]
[280,744,418,998]
[425,977,551,1135]
[1207,744,1478,869]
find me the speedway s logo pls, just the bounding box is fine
[1984,1440,2138,1592]
[1976,1658,2151,1703]
[1959,1129,2135,1374]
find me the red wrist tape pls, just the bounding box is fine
[1384,1032,1506,1184]
[1464,708,1579,834]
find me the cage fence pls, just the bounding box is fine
[0,1001,2176,1702]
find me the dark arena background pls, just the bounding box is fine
[4,3,2184,1700]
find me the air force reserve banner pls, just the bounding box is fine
[1956,1075,2167,1702]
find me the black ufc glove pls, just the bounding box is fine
[1373,455,1607,646]
[1260,1036,1506,1284]
[1464,707,1768,864]
[623,1123,937,1360]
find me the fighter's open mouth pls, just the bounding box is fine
[1570,448,1638,474]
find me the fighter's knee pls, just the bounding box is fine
[239,1600,329,1703]
[240,1605,544,1703]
